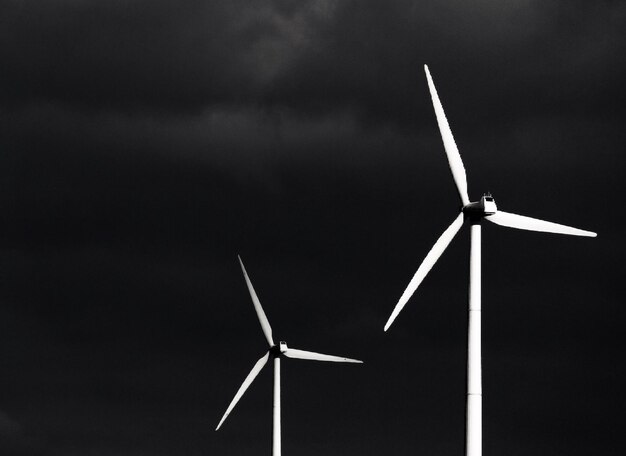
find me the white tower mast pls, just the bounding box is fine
[273,356,281,456]
[467,222,482,456]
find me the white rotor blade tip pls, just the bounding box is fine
[485,211,597,237]
[237,256,275,346]
[384,212,464,331]
[284,348,363,364]
[423,65,470,206]
[216,351,269,431]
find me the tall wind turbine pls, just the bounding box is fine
[216,256,363,456]
[384,65,596,456]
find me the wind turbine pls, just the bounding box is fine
[216,256,363,456]
[384,65,596,456]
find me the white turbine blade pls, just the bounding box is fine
[424,65,470,206]
[283,348,363,364]
[485,211,597,237]
[385,212,465,331]
[216,351,270,431]
[238,256,275,346]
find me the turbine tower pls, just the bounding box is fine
[216,256,363,456]
[384,65,596,456]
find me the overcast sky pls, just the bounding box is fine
[1,1,625,455]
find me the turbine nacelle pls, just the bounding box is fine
[463,194,498,219]
[270,341,289,357]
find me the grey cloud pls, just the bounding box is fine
[0,411,20,435]
[2,1,623,124]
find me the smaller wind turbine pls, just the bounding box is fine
[216,256,363,456]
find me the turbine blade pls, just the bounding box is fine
[238,256,275,346]
[424,65,470,206]
[385,212,465,331]
[215,351,270,431]
[283,348,363,364]
[485,211,597,237]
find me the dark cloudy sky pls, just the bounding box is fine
[1,1,624,455]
